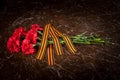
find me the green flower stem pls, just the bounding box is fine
[48,36,105,45]
[38,31,43,35]
[38,37,42,41]
[48,40,65,44]
[36,32,107,46]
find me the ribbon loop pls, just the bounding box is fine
[50,25,77,53]
[37,23,77,65]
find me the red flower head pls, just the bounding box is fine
[26,24,43,44]
[25,29,37,44]
[21,39,36,54]
[12,27,26,39]
[31,24,43,31]
[7,27,26,53]
[7,36,21,53]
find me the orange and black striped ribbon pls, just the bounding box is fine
[37,24,50,60]
[47,44,55,65]
[50,25,77,53]
[37,23,77,65]
[49,25,63,55]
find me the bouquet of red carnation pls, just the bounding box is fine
[7,24,43,54]
[7,23,106,65]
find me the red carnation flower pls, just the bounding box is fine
[21,39,36,54]
[12,27,26,39]
[31,24,43,31]
[25,29,38,44]
[7,36,21,53]
[25,24,43,44]
[7,27,26,53]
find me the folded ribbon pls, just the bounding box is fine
[37,23,77,65]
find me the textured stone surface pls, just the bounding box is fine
[0,0,120,80]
